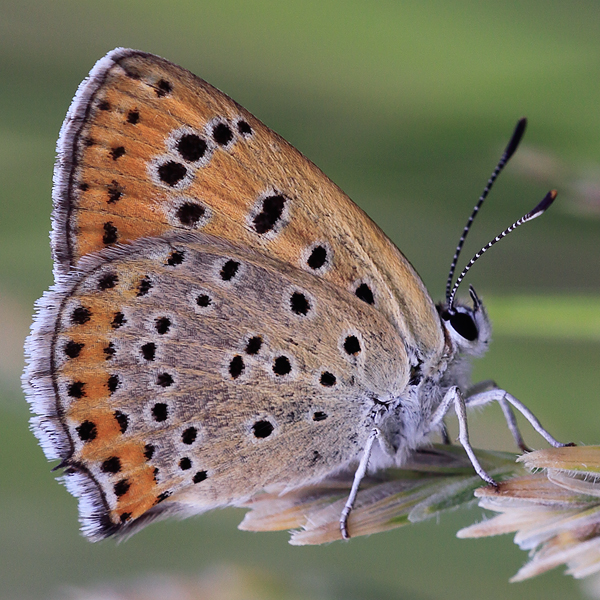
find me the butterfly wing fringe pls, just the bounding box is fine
[51,47,136,277]
[23,289,74,460]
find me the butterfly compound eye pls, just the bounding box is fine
[447,311,478,341]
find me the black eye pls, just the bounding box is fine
[448,312,478,341]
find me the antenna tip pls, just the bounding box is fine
[504,118,528,160]
[528,190,557,219]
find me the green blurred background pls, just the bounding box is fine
[1,1,599,598]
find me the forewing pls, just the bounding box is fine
[53,47,443,361]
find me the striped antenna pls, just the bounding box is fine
[445,118,528,303]
[447,190,557,309]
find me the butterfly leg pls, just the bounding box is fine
[498,398,531,452]
[430,386,498,486]
[465,381,530,452]
[439,420,452,445]
[340,428,378,540]
[465,386,567,449]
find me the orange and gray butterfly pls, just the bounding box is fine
[25,48,447,539]
[26,233,407,539]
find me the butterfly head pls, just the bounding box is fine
[437,285,491,359]
[411,285,492,408]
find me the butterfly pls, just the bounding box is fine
[23,48,566,542]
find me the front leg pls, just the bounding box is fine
[429,386,498,486]
[465,380,530,452]
[465,387,567,449]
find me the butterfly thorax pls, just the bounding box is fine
[370,296,492,468]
